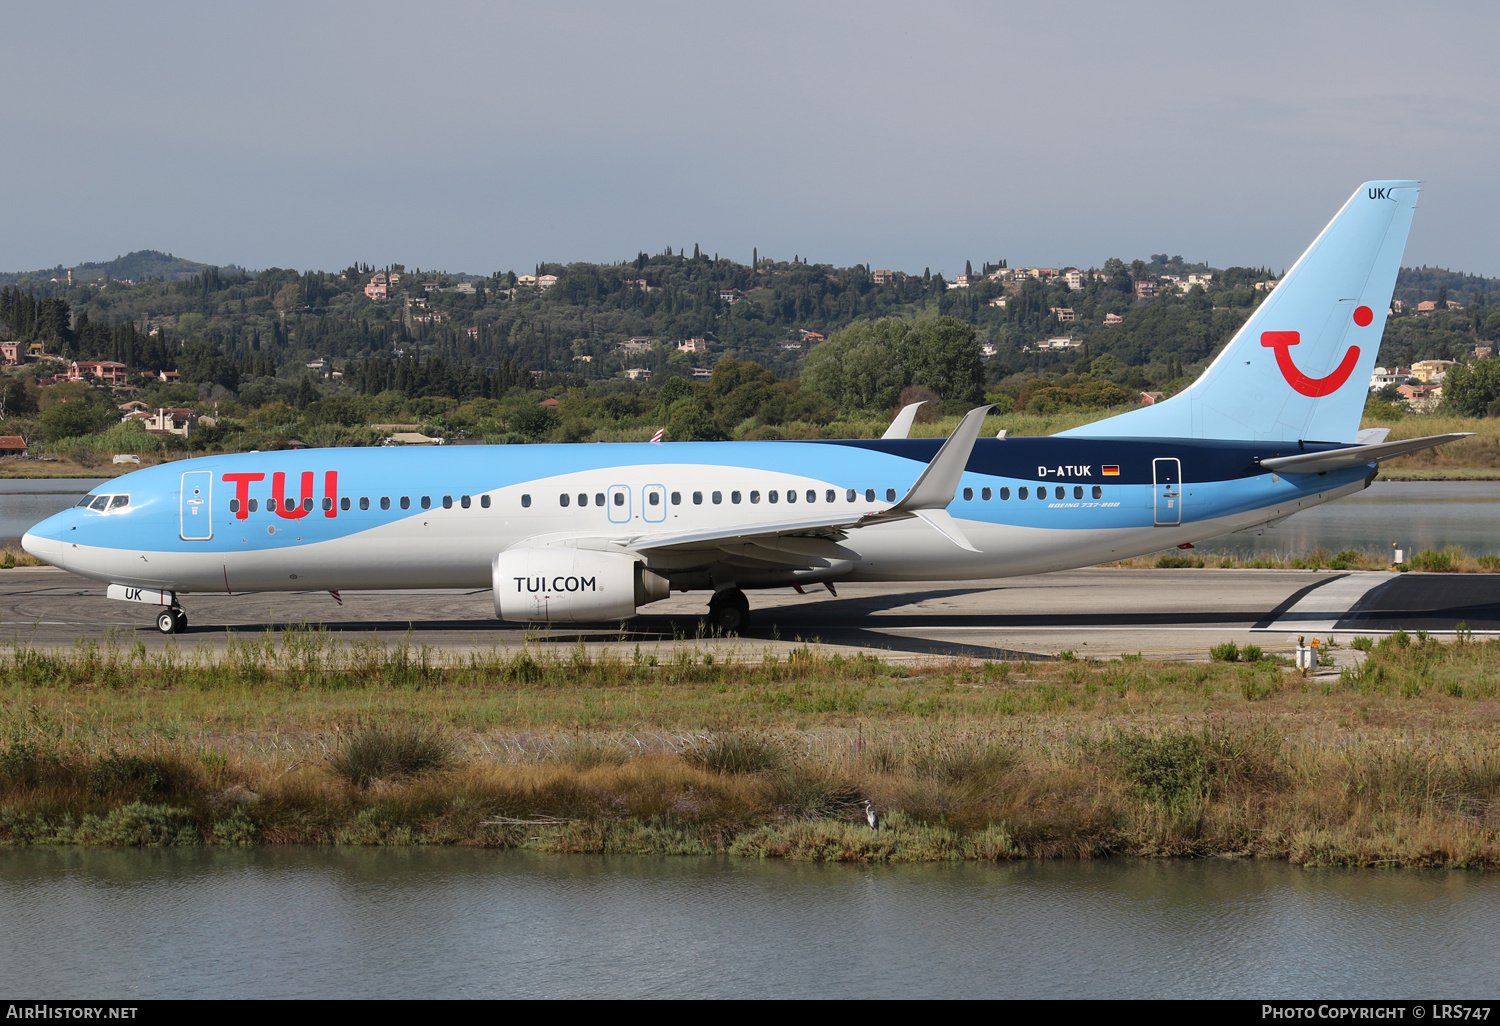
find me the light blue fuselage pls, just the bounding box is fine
[22,435,1369,596]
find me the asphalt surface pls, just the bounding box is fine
[3,566,1492,662]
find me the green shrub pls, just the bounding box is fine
[1240,644,1265,663]
[329,725,451,786]
[1155,555,1202,569]
[1351,637,1375,652]
[761,767,858,819]
[681,734,782,774]
[1106,732,1213,810]
[76,802,200,846]
[1410,547,1459,572]
[1210,642,1240,663]
[1,738,61,790]
[86,754,167,799]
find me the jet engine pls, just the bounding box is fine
[493,547,670,622]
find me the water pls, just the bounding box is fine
[1,478,1495,557]
[0,478,106,546]
[1193,480,1500,558]
[1,848,1495,999]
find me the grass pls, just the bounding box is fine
[1103,546,1500,572]
[0,548,47,568]
[3,630,1500,865]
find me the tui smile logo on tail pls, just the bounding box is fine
[1260,306,1374,397]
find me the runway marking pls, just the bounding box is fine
[1253,572,1397,632]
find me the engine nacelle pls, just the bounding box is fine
[492,547,670,622]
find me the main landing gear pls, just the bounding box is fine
[707,588,750,634]
[156,607,188,634]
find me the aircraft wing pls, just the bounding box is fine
[881,401,926,439]
[631,405,994,557]
[1259,433,1471,474]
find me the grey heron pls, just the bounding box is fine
[860,799,879,831]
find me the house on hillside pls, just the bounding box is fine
[66,361,129,386]
[1104,313,1124,325]
[1410,359,1458,383]
[1397,383,1442,411]
[1,342,24,365]
[0,435,28,457]
[144,408,197,437]
[1369,367,1412,391]
[677,338,707,352]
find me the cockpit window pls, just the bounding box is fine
[109,495,129,509]
[76,496,93,508]
[89,495,110,511]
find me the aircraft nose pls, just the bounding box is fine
[21,514,67,566]
[21,529,57,564]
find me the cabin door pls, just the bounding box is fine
[1153,458,1181,526]
[642,484,667,523]
[607,484,632,524]
[180,471,213,540]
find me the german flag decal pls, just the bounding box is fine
[1102,465,1120,476]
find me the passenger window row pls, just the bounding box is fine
[230,494,495,513]
[228,484,1107,515]
[545,487,908,508]
[987,485,1104,501]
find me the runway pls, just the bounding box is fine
[3,566,1494,662]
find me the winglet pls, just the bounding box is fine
[886,405,993,513]
[881,401,926,439]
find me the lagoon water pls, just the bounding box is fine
[0,478,107,546]
[1,848,1496,999]
[4,478,1495,556]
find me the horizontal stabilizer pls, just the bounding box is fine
[1259,433,1470,474]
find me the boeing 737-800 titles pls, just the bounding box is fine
[23,181,1467,634]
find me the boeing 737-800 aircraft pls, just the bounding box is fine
[23,181,1466,634]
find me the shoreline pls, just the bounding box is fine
[3,635,1498,866]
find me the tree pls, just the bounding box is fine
[666,397,724,441]
[905,318,985,405]
[40,397,115,440]
[510,404,559,439]
[804,317,983,412]
[1441,360,1500,416]
[1,376,38,418]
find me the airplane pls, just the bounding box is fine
[23,180,1468,636]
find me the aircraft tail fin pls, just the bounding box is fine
[1060,181,1419,443]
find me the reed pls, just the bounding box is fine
[4,633,1500,864]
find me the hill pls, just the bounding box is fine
[0,250,242,287]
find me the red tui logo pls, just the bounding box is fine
[1261,306,1375,397]
[1262,337,1362,398]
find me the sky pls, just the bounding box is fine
[3,0,1498,278]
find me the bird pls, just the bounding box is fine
[860,799,879,831]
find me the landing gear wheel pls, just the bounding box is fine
[156,609,187,634]
[708,589,750,634]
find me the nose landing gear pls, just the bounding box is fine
[155,608,188,634]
